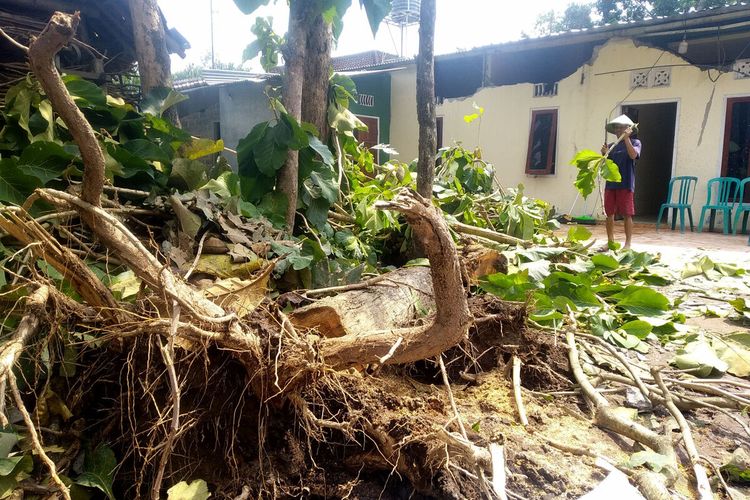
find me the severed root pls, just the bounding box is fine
[0,286,49,383]
[565,330,677,498]
[319,190,471,368]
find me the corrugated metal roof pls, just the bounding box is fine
[174,69,278,91]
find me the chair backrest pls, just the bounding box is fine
[667,176,698,205]
[738,177,750,206]
[705,177,741,206]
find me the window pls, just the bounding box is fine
[525,109,557,175]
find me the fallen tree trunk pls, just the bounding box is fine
[290,267,434,337]
[319,192,471,369]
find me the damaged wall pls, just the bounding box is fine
[390,37,750,218]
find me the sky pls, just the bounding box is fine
[158,0,573,72]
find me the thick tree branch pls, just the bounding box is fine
[27,11,104,207]
[320,190,471,368]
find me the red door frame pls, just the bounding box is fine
[721,96,750,177]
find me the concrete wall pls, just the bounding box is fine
[390,65,419,163]
[219,82,275,169]
[389,38,750,218]
[177,86,220,144]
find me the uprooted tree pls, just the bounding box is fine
[0,7,747,500]
[0,10,507,499]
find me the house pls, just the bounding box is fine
[174,51,405,168]
[387,3,750,220]
[0,0,188,103]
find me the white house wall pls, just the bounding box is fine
[389,38,750,216]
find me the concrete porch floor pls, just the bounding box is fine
[559,221,750,265]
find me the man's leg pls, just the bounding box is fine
[624,216,633,249]
[606,215,615,244]
[604,190,616,244]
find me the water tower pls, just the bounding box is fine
[386,0,421,57]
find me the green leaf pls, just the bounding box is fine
[18,141,75,183]
[591,254,619,270]
[673,340,728,377]
[681,255,714,279]
[600,158,621,182]
[308,136,334,166]
[615,287,670,317]
[713,333,750,377]
[619,320,652,339]
[106,143,154,178]
[0,158,42,205]
[167,479,211,500]
[122,139,171,163]
[0,454,32,498]
[141,87,188,117]
[480,270,538,301]
[519,259,551,282]
[0,430,18,458]
[254,130,287,176]
[170,158,209,191]
[566,225,591,243]
[75,444,117,500]
[109,270,141,300]
[328,104,366,136]
[183,138,225,160]
[201,172,240,198]
[360,0,391,36]
[233,0,271,14]
[63,75,107,108]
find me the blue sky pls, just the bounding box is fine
[159,0,571,71]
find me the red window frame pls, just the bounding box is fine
[525,109,558,175]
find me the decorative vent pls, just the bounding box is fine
[734,59,750,79]
[630,68,671,88]
[651,67,671,87]
[533,82,558,97]
[630,70,650,89]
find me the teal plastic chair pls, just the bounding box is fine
[656,176,698,233]
[732,178,750,235]
[697,177,741,234]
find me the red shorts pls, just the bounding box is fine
[604,189,635,217]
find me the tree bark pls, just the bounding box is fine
[415,0,437,198]
[319,191,471,369]
[27,12,103,207]
[279,0,309,231]
[290,267,434,337]
[128,0,173,94]
[301,13,332,143]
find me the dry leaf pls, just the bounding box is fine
[202,264,274,318]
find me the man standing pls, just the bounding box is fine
[601,114,641,250]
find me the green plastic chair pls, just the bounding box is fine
[732,178,750,235]
[697,177,741,234]
[656,176,698,233]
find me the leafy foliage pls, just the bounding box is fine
[0,76,221,208]
[570,149,621,198]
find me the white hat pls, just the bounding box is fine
[606,114,635,134]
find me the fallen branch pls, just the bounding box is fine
[449,220,529,247]
[651,368,712,500]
